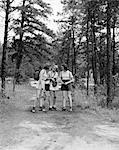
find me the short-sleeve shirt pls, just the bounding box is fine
[49,71,58,79]
[38,69,50,90]
[60,70,73,80]
[39,69,49,81]
[49,71,59,91]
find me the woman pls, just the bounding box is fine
[60,64,74,112]
[31,65,50,113]
[31,67,41,112]
[49,65,59,110]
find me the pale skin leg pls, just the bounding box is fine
[33,79,42,108]
[53,91,56,107]
[67,91,73,110]
[40,89,45,107]
[48,91,56,109]
[32,88,42,112]
[62,90,73,111]
[62,91,67,108]
[33,88,41,108]
[39,80,46,108]
[47,91,52,108]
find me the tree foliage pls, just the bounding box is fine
[56,0,119,106]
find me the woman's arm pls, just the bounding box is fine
[65,78,74,85]
[65,71,74,85]
[58,72,64,84]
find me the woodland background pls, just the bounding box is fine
[1,0,119,108]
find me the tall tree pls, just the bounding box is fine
[11,0,54,90]
[90,3,98,90]
[13,0,26,90]
[57,0,84,75]
[1,0,10,94]
[86,6,90,95]
[106,0,113,107]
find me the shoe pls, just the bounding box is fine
[31,107,36,113]
[39,107,43,111]
[62,107,66,111]
[52,106,57,111]
[69,107,73,112]
[49,107,53,111]
[42,108,46,112]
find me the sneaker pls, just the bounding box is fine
[62,107,66,111]
[42,108,46,112]
[49,107,53,111]
[31,107,36,113]
[39,107,43,111]
[52,106,57,111]
[69,107,73,112]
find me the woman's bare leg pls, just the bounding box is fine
[31,88,41,112]
[62,91,66,109]
[68,91,73,111]
[53,91,56,107]
[47,91,52,109]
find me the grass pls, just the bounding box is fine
[1,82,119,124]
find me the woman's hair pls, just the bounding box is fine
[38,66,42,70]
[62,64,68,71]
[52,65,58,72]
[44,65,49,70]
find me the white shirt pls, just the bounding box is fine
[37,69,49,90]
[49,71,60,91]
[49,71,58,79]
[60,70,73,80]
[39,69,49,81]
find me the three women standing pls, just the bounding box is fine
[31,64,74,112]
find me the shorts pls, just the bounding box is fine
[61,80,72,91]
[45,84,50,91]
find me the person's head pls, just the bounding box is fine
[44,65,49,72]
[61,64,68,71]
[38,66,42,70]
[52,65,58,72]
[35,65,42,72]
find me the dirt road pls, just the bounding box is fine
[0,84,119,150]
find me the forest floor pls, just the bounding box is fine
[1,83,119,150]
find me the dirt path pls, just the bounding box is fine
[0,84,119,150]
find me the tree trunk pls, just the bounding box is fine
[13,0,26,91]
[106,1,113,108]
[86,8,90,96]
[71,16,76,75]
[99,34,105,85]
[67,30,71,68]
[72,27,76,75]
[112,15,116,75]
[91,12,98,93]
[1,0,10,94]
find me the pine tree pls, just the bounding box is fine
[1,0,13,95]
[11,0,54,90]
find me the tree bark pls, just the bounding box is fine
[106,1,113,108]
[90,11,98,93]
[86,8,90,96]
[13,0,26,91]
[71,16,76,75]
[112,15,116,75]
[1,0,10,94]
[67,30,71,68]
[72,26,76,75]
[99,34,105,85]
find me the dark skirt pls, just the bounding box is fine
[61,80,71,91]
